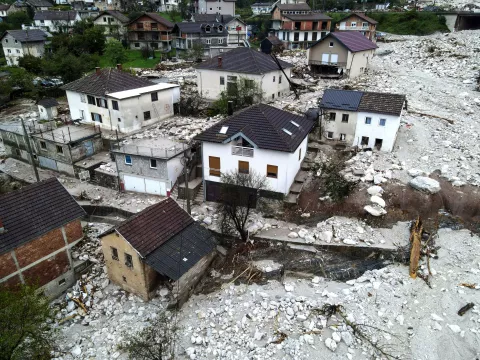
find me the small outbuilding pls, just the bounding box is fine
[37,98,58,120]
[260,36,284,55]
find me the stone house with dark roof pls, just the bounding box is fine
[61,66,180,133]
[320,89,406,152]
[99,197,216,302]
[127,12,174,51]
[33,11,81,32]
[307,31,378,78]
[0,178,86,297]
[93,10,129,40]
[195,47,293,101]
[194,103,315,202]
[335,13,378,42]
[0,29,50,66]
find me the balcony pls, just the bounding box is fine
[231,146,254,157]
[338,25,369,30]
[308,60,347,67]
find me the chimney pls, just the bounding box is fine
[227,101,234,116]
[218,56,222,68]
[116,64,122,70]
[95,67,101,75]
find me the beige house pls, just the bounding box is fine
[335,13,378,42]
[99,198,216,302]
[306,31,377,78]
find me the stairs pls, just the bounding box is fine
[284,170,309,206]
[194,182,204,204]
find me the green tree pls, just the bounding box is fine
[104,39,128,66]
[82,26,106,54]
[178,0,191,19]
[7,11,32,29]
[212,77,264,115]
[43,49,99,83]
[0,284,57,360]
[180,41,204,62]
[18,54,44,74]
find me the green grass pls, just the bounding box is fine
[158,12,183,23]
[99,50,162,69]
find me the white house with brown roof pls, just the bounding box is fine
[62,66,180,133]
[196,47,293,101]
[335,13,378,42]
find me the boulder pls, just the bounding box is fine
[319,231,333,243]
[364,205,387,217]
[409,177,441,194]
[408,168,425,177]
[203,217,212,225]
[288,232,299,239]
[370,195,386,208]
[367,186,383,196]
[325,337,337,352]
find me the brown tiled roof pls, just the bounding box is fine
[357,92,406,116]
[339,12,378,25]
[0,178,86,255]
[61,68,153,97]
[114,198,194,257]
[194,104,314,153]
[128,12,174,29]
[95,10,129,23]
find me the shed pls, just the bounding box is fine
[260,36,284,55]
[37,98,59,120]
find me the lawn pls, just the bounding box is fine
[99,50,163,69]
[158,12,183,23]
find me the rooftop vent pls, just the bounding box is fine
[282,128,292,136]
[219,126,228,134]
[290,120,299,127]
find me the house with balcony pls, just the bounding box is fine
[194,103,314,201]
[196,0,236,16]
[33,11,81,33]
[62,66,180,133]
[192,14,248,46]
[172,21,229,58]
[196,47,293,101]
[307,31,377,78]
[127,12,174,51]
[335,13,378,42]
[93,10,129,40]
[319,89,406,152]
[271,2,331,50]
[251,2,276,15]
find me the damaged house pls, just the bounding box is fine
[99,197,217,302]
[0,178,86,297]
[320,89,406,152]
[306,31,377,78]
[127,12,174,51]
[62,66,180,133]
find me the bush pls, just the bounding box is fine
[211,77,264,115]
[366,11,449,35]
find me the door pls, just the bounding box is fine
[330,54,338,64]
[83,140,94,156]
[124,175,146,193]
[321,53,329,64]
[145,178,162,195]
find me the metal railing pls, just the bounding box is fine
[308,60,347,67]
[111,142,187,159]
[231,146,254,157]
[338,26,370,30]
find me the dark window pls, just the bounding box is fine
[111,247,119,260]
[134,43,140,48]
[91,113,102,123]
[279,75,282,84]
[326,131,333,139]
[138,33,145,40]
[304,32,308,41]
[96,98,107,108]
[340,133,346,141]
[59,279,66,285]
[298,148,301,161]
[144,111,151,120]
[365,117,372,124]
[125,155,132,165]
[267,164,278,178]
[125,253,133,268]
[220,76,225,85]
[87,95,95,105]
[150,159,157,168]
[312,32,317,41]
[329,41,334,47]
[112,100,119,110]
[151,22,157,29]
[273,76,275,82]
[118,118,121,122]
[245,79,254,88]
[329,113,336,121]
[40,141,47,149]
[379,119,386,126]
[151,92,158,102]
[56,145,63,154]
[137,22,143,29]
[361,136,369,145]
[342,114,349,123]
[15,148,21,156]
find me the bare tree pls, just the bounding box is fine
[218,170,269,242]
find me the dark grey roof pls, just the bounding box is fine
[193,14,234,24]
[0,29,49,43]
[320,89,406,116]
[0,178,86,255]
[95,10,129,23]
[174,22,228,36]
[275,3,311,11]
[196,47,292,74]
[194,104,314,153]
[262,35,283,45]
[284,13,331,21]
[252,2,273,6]
[26,0,52,7]
[37,98,58,108]
[320,89,363,111]
[61,68,153,97]
[34,10,77,21]
[145,222,216,280]
[0,4,10,10]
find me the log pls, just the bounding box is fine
[409,216,423,279]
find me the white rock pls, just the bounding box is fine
[203,217,212,225]
[303,334,314,345]
[396,314,404,325]
[343,239,357,245]
[304,235,315,244]
[370,195,386,207]
[431,313,444,322]
[319,231,333,243]
[433,322,443,331]
[67,301,76,312]
[284,284,294,292]
[342,331,354,346]
[367,185,383,196]
[254,329,264,341]
[332,332,341,343]
[408,168,425,177]
[325,337,337,352]
[298,229,308,238]
[71,346,82,357]
[448,324,461,333]
[288,232,299,239]
[312,276,320,284]
[409,177,441,194]
[452,180,466,187]
[373,175,386,184]
[364,205,387,217]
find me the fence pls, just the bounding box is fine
[111,142,187,159]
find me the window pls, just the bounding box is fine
[59,279,66,286]
[4,39,7,43]
[379,119,386,126]
[137,22,143,29]
[326,131,333,139]
[340,133,346,141]
[362,22,368,28]
[329,113,336,121]
[111,247,119,260]
[15,148,21,156]
[125,253,133,268]
[278,92,280,97]
[87,95,95,105]
[209,156,220,176]
[312,32,317,41]
[218,38,223,44]
[298,148,301,161]
[245,79,254,88]
[125,155,132,165]
[112,100,119,110]
[290,120,299,127]
[7,49,11,53]
[266,164,278,178]
[342,114,349,123]
[238,160,249,174]
[205,39,211,45]
[351,22,357,28]
[272,94,275,99]
[96,98,108,108]
[361,136,369,145]
[219,126,228,134]
[365,117,372,125]
[56,145,63,154]
[220,76,225,85]
[205,25,211,33]
[40,141,46,149]
[137,33,145,40]
[14,40,17,43]
[151,92,158,102]
[103,16,107,22]
[273,76,275,82]
[118,118,121,122]
[80,110,85,119]
[16,49,20,54]
[150,159,157,168]
[80,94,86,103]
[329,42,334,47]
[144,111,151,120]
[151,22,157,30]
[91,113,102,123]
[279,75,282,84]
[134,42,140,48]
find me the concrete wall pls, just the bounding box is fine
[93,168,119,189]
[307,35,348,65]
[38,105,58,120]
[116,153,169,179]
[93,16,126,38]
[0,219,83,298]
[346,49,374,78]
[322,109,358,144]
[352,111,401,152]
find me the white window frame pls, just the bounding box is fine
[326,131,333,139]
[125,155,132,165]
[206,38,211,44]
[150,159,157,168]
[351,22,357,28]
[365,117,372,125]
[329,41,334,47]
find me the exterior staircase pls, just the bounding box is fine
[284,170,308,205]
[194,182,204,204]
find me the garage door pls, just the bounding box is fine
[39,156,58,171]
[124,175,145,193]
[144,178,163,195]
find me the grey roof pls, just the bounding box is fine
[275,3,311,11]
[308,31,377,53]
[194,104,315,153]
[196,47,292,74]
[0,4,10,10]
[193,14,233,24]
[34,10,77,21]
[283,13,331,21]
[0,178,86,255]
[37,97,58,108]
[95,10,129,23]
[26,0,53,7]
[320,89,406,116]
[145,222,216,281]
[174,22,228,36]
[0,29,49,43]
[252,2,273,6]
[262,35,283,45]
[61,68,153,97]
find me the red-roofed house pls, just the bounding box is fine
[306,32,378,78]
[127,12,174,52]
[335,13,378,42]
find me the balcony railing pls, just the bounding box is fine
[111,142,187,159]
[338,26,369,30]
[308,60,347,67]
[231,146,254,157]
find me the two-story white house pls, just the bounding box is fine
[194,103,314,200]
[33,11,81,33]
[192,14,248,46]
[0,29,50,66]
[92,10,129,40]
[196,47,293,101]
[251,2,276,15]
[196,0,236,16]
[320,89,406,152]
[62,66,180,133]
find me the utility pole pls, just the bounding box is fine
[182,156,191,214]
[21,118,40,182]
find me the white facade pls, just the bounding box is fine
[38,104,58,120]
[2,34,46,66]
[197,0,236,16]
[0,8,8,17]
[251,3,275,14]
[225,18,248,45]
[93,14,127,38]
[65,83,180,133]
[322,109,358,144]
[158,0,179,11]
[34,16,80,33]
[196,68,292,101]
[352,112,401,152]
[202,136,307,195]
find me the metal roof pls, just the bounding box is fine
[275,3,311,11]
[330,32,378,52]
[174,22,228,36]
[34,10,78,21]
[37,98,58,108]
[320,89,363,111]
[94,10,129,23]
[107,83,179,100]
[0,29,49,43]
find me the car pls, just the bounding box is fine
[40,79,55,87]
[376,32,386,41]
[50,78,64,86]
